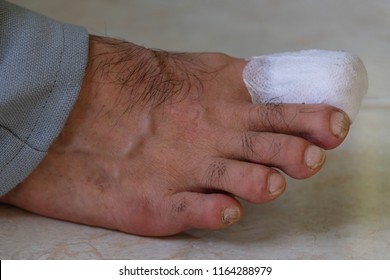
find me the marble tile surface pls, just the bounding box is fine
[2,0,390,259]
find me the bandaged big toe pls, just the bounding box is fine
[243,50,368,122]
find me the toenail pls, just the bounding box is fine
[331,111,350,139]
[305,145,326,169]
[268,173,285,196]
[222,207,241,225]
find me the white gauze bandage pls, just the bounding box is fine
[243,50,368,122]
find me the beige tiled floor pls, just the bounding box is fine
[1,0,390,259]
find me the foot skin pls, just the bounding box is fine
[0,36,349,236]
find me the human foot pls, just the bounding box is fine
[0,36,349,236]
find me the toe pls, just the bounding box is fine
[167,192,243,231]
[219,130,326,179]
[192,158,286,204]
[239,103,350,150]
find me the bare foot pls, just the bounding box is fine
[0,36,349,236]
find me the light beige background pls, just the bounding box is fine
[1,0,390,259]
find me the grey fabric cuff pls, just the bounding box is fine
[0,1,89,195]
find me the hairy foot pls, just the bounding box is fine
[0,36,349,236]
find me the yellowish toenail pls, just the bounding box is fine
[331,111,350,139]
[268,173,285,196]
[222,207,241,225]
[305,145,326,169]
